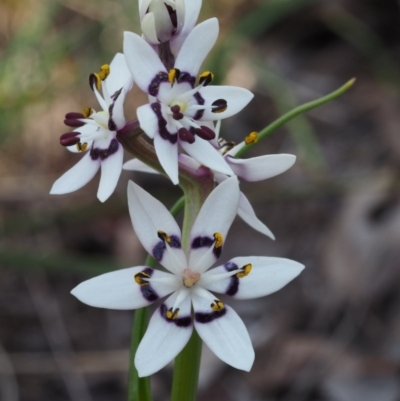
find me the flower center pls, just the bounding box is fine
[182,268,201,288]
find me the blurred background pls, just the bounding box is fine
[1,0,400,400]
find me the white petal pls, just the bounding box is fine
[203,256,304,300]
[141,13,160,45]
[139,0,152,20]
[192,289,254,371]
[65,124,97,153]
[227,154,296,182]
[123,32,167,94]
[174,18,219,77]
[127,181,187,274]
[189,177,240,273]
[237,192,275,239]
[178,153,201,171]
[135,290,193,377]
[123,158,159,174]
[50,152,100,195]
[71,266,180,310]
[198,86,254,120]
[170,0,202,55]
[180,137,234,176]
[154,133,179,185]
[137,104,158,139]
[97,142,124,202]
[106,53,133,99]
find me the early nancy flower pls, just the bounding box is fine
[71,177,304,376]
[123,18,254,184]
[50,53,133,202]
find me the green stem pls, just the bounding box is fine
[127,196,186,401]
[234,78,356,158]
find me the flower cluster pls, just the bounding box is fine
[51,0,305,378]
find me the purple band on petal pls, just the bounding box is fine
[224,261,239,296]
[140,268,159,302]
[151,102,178,144]
[160,304,192,327]
[177,71,195,88]
[195,307,226,324]
[108,88,123,131]
[148,72,169,96]
[191,236,221,258]
[90,138,119,161]
[152,235,181,262]
[193,92,205,120]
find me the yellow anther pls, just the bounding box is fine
[158,230,171,243]
[168,68,180,84]
[76,142,88,152]
[236,263,252,278]
[213,232,223,249]
[245,131,258,145]
[211,300,224,312]
[98,64,110,81]
[199,71,214,86]
[92,73,102,90]
[166,307,179,320]
[82,107,94,118]
[134,271,150,286]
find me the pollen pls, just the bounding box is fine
[213,232,223,248]
[211,299,224,312]
[134,271,151,286]
[82,107,94,118]
[245,131,258,145]
[236,263,252,278]
[157,230,171,243]
[168,68,180,84]
[199,71,214,86]
[76,142,88,152]
[166,307,179,320]
[98,64,110,81]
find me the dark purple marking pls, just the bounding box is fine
[224,261,239,296]
[165,4,177,29]
[195,307,226,324]
[148,72,169,96]
[193,92,205,120]
[139,267,159,302]
[151,102,177,144]
[90,138,119,161]
[60,132,80,147]
[177,71,196,88]
[64,119,85,128]
[108,88,123,131]
[89,73,98,91]
[212,99,228,113]
[191,236,222,258]
[178,127,195,144]
[152,235,181,262]
[160,304,192,327]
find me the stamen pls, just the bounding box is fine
[193,126,215,140]
[236,263,252,278]
[199,71,214,86]
[245,131,258,145]
[98,64,110,81]
[60,132,80,147]
[76,142,88,152]
[168,68,181,84]
[65,112,84,120]
[157,230,171,243]
[64,118,85,128]
[134,270,151,285]
[89,64,110,91]
[210,299,224,312]
[170,105,184,120]
[166,307,180,320]
[211,99,228,113]
[182,269,201,288]
[178,127,195,144]
[83,107,94,118]
[217,138,236,155]
[213,232,223,249]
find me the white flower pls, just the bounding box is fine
[123,126,296,239]
[71,177,304,377]
[123,18,254,184]
[50,53,133,202]
[139,0,202,55]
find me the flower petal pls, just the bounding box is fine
[127,180,187,274]
[123,158,159,174]
[97,142,124,202]
[202,256,305,299]
[141,12,160,44]
[154,133,179,185]
[170,0,202,55]
[123,31,167,94]
[226,154,296,182]
[237,192,275,239]
[198,86,254,120]
[192,288,254,371]
[71,266,180,310]
[174,18,219,77]
[50,152,100,195]
[189,176,240,273]
[137,104,158,139]
[135,289,193,377]
[180,137,234,176]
